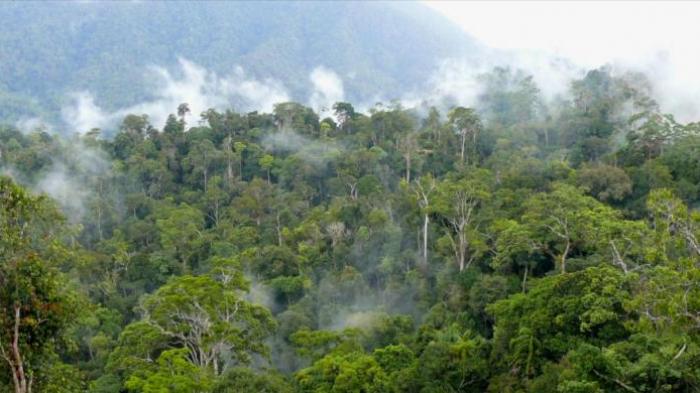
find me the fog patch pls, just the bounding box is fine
[308,66,345,118]
[61,58,290,133]
[620,52,700,123]
[262,131,342,166]
[35,163,91,221]
[14,117,54,134]
[62,91,110,133]
[248,277,277,312]
[401,51,583,113]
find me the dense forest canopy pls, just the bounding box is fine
[2,63,700,392]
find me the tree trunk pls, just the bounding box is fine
[422,214,429,267]
[96,202,103,242]
[457,229,467,272]
[11,305,29,393]
[203,167,208,192]
[227,157,233,185]
[560,239,570,274]
[276,213,283,246]
[348,183,358,200]
[213,199,220,228]
[226,135,234,185]
[405,154,411,183]
[472,128,478,164]
[97,180,104,241]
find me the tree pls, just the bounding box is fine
[397,131,422,183]
[409,175,436,268]
[125,348,214,393]
[135,258,275,376]
[434,172,491,272]
[295,351,390,393]
[478,66,541,128]
[521,183,607,274]
[0,177,75,393]
[177,103,191,128]
[183,139,222,191]
[575,163,632,202]
[155,202,205,274]
[333,102,356,133]
[214,367,293,393]
[163,114,185,136]
[491,218,539,291]
[638,189,700,332]
[488,266,633,388]
[448,107,482,165]
[273,102,319,135]
[233,178,274,227]
[259,154,274,184]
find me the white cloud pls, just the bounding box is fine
[35,163,91,220]
[14,117,54,134]
[424,1,700,121]
[308,66,345,117]
[62,91,110,133]
[21,139,113,222]
[61,58,290,132]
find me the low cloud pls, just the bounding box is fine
[35,163,91,221]
[15,117,54,134]
[1,138,114,223]
[37,140,113,223]
[58,52,700,137]
[262,131,342,167]
[400,50,583,114]
[308,66,345,117]
[62,92,110,133]
[62,58,290,133]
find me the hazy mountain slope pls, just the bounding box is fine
[0,1,478,124]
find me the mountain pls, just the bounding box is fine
[0,1,479,126]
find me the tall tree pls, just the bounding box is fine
[0,177,74,393]
[410,175,436,268]
[447,107,482,165]
[434,172,491,272]
[135,258,275,377]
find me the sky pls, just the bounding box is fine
[425,1,700,120]
[424,1,699,68]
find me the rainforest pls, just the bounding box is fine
[2,2,700,393]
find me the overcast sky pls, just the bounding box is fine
[425,1,699,67]
[424,1,700,120]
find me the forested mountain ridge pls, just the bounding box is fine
[2,65,700,391]
[0,1,477,125]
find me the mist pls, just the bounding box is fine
[426,1,700,122]
[262,131,342,167]
[57,51,695,136]
[308,66,345,118]
[62,58,291,133]
[5,3,700,390]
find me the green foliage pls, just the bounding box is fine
[0,176,78,392]
[3,63,700,391]
[214,367,294,393]
[295,351,390,393]
[125,349,214,393]
[132,260,276,372]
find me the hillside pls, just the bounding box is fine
[0,1,478,125]
[2,65,700,391]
